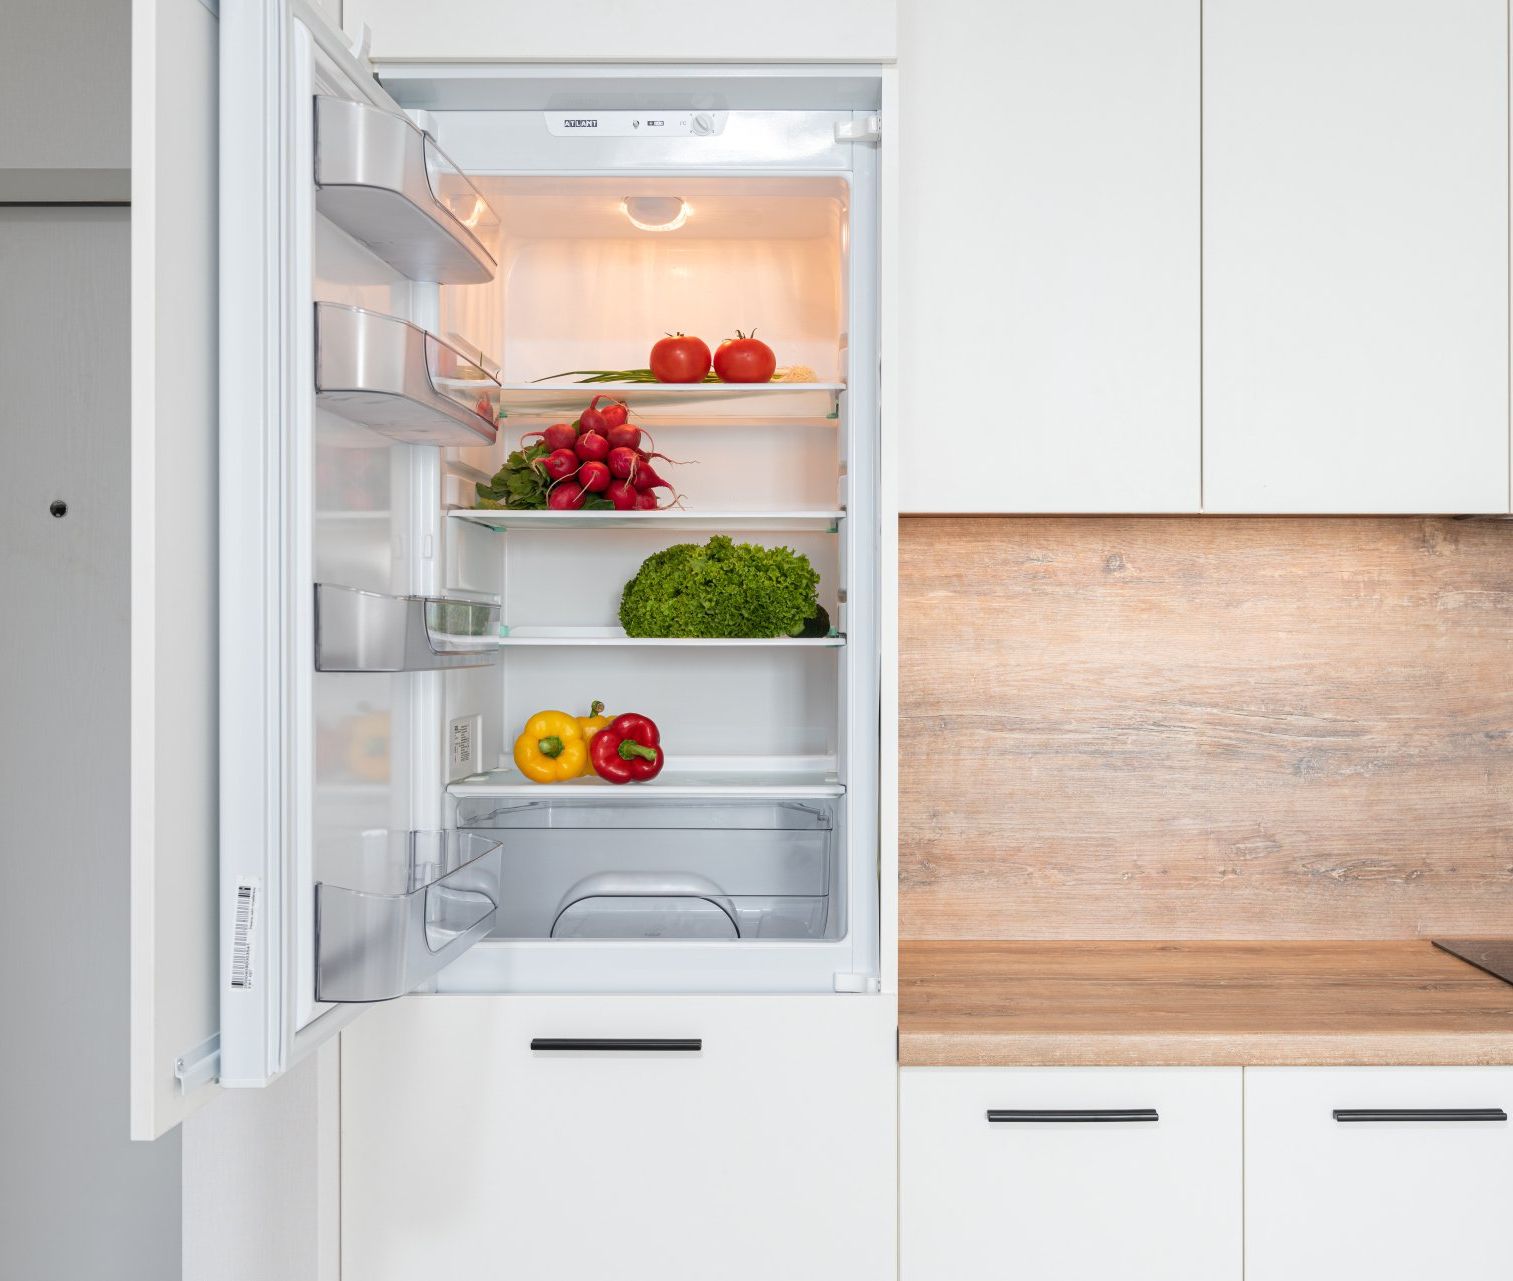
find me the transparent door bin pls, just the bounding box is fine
[315,829,503,1002]
[314,96,499,284]
[315,583,499,672]
[315,302,500,446]
[453,798,840,942]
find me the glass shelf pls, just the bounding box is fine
[496,625,842,648]
[496,380,844,428]
[314,96,499,285]
[315,829,503,1002]
[449,758,844,801]
[315,303,500,447]
[449,509,844,533]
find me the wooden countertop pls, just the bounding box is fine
[899,941,1513,1067]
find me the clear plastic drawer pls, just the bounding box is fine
[453,798,840,942]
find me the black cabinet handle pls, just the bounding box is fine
[1333,1108,1507,1123]
[530,1038,702,1052]
[987,1109,1159,1123]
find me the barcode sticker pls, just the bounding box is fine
[230,881,256,990]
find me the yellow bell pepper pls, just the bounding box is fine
[576,700,613,776]
[513,710,588,783]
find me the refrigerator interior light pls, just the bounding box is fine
[622,195,691,231]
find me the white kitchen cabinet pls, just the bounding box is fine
[896,0,1200,514]
[900,1067,1243,1280]
[341,993,897,1281]
[1203,0,1509,514]
[1245,1067,1513,1280]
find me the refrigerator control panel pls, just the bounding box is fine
[544,110,729,138]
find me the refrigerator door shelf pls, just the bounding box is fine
[314,96,499,284]
[314,583,500,672]
[314,302,500,446]
[315,830,504,1002]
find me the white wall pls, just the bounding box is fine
[183,1046,341,1281]
[0,0,129,200]
[0,206,183,1281]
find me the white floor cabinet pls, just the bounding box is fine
[900,1067,1244,1280]
[1245,1067,1513,1279]
[341,993,897,1281]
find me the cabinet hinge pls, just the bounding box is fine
[833,972,881,993]
[175,1032,221,1094]
[835,115,881,144]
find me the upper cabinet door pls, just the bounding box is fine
[897,0,1200,514]
[1203,0,1510,514]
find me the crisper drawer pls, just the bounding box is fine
[901,1067,1243,1281]
[1245,1067,1513,1280]
[341,993,897,1281]
[454,797,840,942]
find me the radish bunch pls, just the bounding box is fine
[525,394,685,512]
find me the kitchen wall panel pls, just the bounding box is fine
[900,516,1513,939]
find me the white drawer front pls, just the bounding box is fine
[342,993,896,1281]
[1246,1066,1513,1280]
[901,1067,1242,1280]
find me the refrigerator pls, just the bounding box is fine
[132,5,897,1265]
[192,3,892,1088]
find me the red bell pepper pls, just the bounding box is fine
[589,712,664,784]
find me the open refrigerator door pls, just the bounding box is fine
[219,0,882,1088]
[219,0,507,1085]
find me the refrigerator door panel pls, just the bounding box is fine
[129,0,221,1139]
[218,0,503,1089]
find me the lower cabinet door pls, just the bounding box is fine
[1245,1066,1513,1279]
[900,1066,1243,1280]
[340,993,897,1281]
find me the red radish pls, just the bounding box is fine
[578,460,611,493]
[606,422,642,451]
[542,448,579,482]
[607,445,640,480]
[547,481,586,510]
[542,421,577,451]
[634,491,660,510]
[607,479,640,511]
[579,394,622,435]
[632,462,671,492]
[598,399,629,429]
[575,430,609,463]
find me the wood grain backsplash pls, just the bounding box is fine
[899,517,1513,940]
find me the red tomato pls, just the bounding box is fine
[649,333,712,383]
[712,330,776,383]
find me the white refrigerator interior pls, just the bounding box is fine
[216,1,886,1088]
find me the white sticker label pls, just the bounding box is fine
[230,881,256,990]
